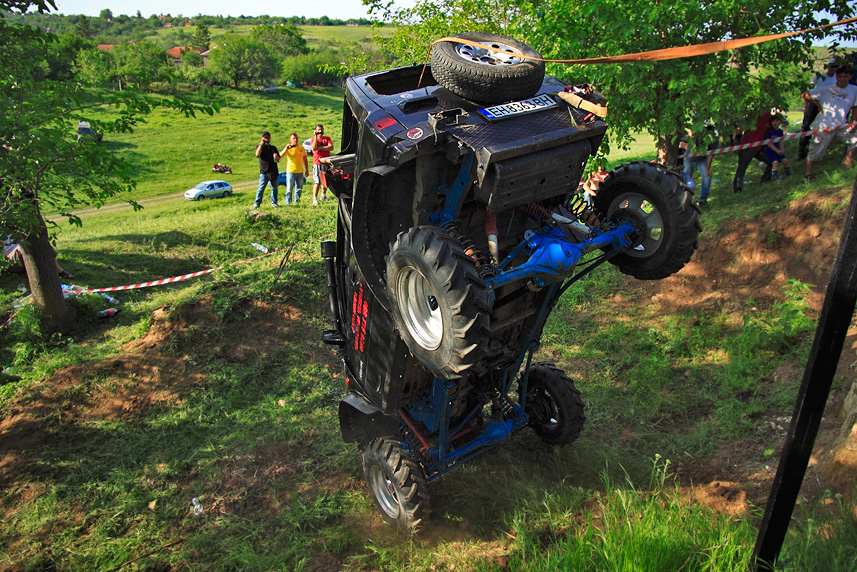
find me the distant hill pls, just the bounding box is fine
[1,11,375,50]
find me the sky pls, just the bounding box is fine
[52,0,378,20]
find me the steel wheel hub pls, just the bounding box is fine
[455,41,524,66]
[609,192,665,258]
[368,465,400,519]
[397,266,443,351]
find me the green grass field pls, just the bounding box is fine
[2,80,857,570]
[48,86,344,214]
[145,24,381,51]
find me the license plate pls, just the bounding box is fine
[477,94,557,120]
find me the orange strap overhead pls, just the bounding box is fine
[431,16,857,64]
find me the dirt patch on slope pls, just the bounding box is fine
[618,184,856,514]
[0,297,325,489]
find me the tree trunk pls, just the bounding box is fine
[656,133,683,171]
[17,221,76,334]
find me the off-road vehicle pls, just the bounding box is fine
[319,33,701,530]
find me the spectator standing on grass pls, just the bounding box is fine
[798,58,840,160]
[733,110,774,193]
[281,133,309,205]
[764,115,792,181]
[801,64,857,182]
[254,131,281,209]
[682,123,718,207]
[310,124,333,205]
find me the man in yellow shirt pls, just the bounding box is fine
[280,132,310,205]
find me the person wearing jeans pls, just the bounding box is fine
[254,130,280,208]
[682,124,717,206]
[281,132,309,205]
[733,112,773,193]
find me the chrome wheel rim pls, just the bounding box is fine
[397,266,443,351]
[455,40,524,66]
[368,464,400,519]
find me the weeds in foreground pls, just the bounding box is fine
[741,279,814,355]
[781,490,857,571]
[494,456,755,571]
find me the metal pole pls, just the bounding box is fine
[751,176,857,571]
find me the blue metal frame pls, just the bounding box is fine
[400,152,637,481]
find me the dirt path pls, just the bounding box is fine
[47,179,259,221]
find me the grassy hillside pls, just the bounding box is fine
[144,24,380,50]
[59,86,344,211]
[2,84,857,570]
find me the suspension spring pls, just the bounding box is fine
[518,203,553,222]
[565,193,603,228]
[443,222,498,280]
[400,425,431,466]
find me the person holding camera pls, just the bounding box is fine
[254,130,281,208]
[309,124,333,205]
[281,132,310,205]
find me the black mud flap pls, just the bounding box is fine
[338,392,400,444]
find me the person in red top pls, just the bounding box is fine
[310,123,333,205]
[732,110,774,193]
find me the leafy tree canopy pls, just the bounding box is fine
[250,24,310,58]
[191,22,211,53]
[209,34,279,88]
[1,0,216,330]
[75,13,92,38]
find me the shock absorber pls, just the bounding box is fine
[518,203,553,223]
[519,201,597,234]
[564,193,603,228]
[442,222,497,280]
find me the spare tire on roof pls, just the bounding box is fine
[430,32,545,105]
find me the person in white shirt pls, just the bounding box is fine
[799,58,840,159]
[801,65,857,181]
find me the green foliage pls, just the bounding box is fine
[366,0,528,65]
[280,51,341,85]
[180,48,203,68]
[209,34,279,88]
[502,457,755,571]
[531,0,855,163]
[43,33,95,81]
[0,15,215,327]
[741,279,814,354]
[75,13,92,39]
[191,22,211,53]
[781,491,857,571]
[110,40,173,89]
[250,24,309,57]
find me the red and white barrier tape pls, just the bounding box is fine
[681,121,857,159]
[79,231,337,294]
[1,308,20,330]
[1,231,337,328]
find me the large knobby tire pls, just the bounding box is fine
[386,226,490,380]
[431,32,545,105]
[593,161,701,280]
[525,363,586,445]
[363,437,431,531]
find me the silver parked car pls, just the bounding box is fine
[184,180,232,200]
